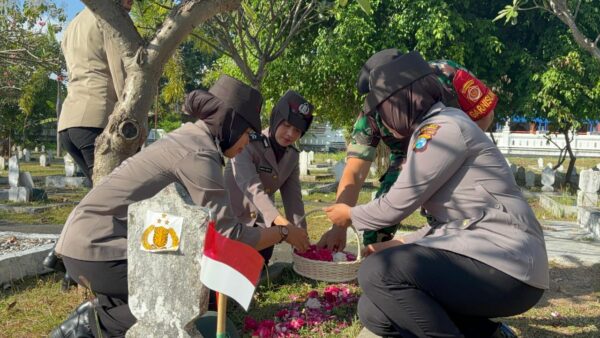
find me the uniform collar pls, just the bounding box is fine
[421,102,447,121]
[194,120,225,165]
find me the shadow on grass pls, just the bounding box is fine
[502,262,600,338]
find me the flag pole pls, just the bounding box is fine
[216,292,228,338]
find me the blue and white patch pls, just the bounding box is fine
[415,137,428,150]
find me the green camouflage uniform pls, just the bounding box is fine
[347,59,468,245]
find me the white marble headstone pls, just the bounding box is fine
[64,154,76,177]
[333,160,346,183]
[299,151,309,176]
[18,172,35,189]
[8,156,20,188]
[541,167,555,192]
[40,154,49,167]
[537,158,544,169]
[23,148,31,162]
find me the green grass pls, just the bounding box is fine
[1,162,67,177]
[528,198,578,222]
[313,152,346,163]
[0,188,88,225]
[4,263,598,337]
[0,206,74,225]
[0,274,86,338]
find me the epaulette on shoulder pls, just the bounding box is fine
[249,132,262,141]
[249,132,270,148]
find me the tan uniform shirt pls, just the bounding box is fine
[58,8,126,131]
[55,121,260,261]
[351,103,549,289]
[224,129,306,229]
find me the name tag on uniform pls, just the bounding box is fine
[258,165,273,173]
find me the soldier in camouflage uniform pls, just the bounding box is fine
[318,49,496,248]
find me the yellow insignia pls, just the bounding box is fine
[413,124,441,151]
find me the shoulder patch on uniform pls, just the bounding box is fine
[413,124,441,152]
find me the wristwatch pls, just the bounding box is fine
[277,225,289,243]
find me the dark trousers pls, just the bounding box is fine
[59,127,103,182]
[63,257,136,338]
[358,244,544,338]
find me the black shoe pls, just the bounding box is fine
[61,272,78,292]
[491,323,518,338]
[66,300,97,321]
[49,307,94,338]
[43,251,66,272]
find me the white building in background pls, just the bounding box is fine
[299,123,346,152]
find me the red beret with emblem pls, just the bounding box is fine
[452,69,498,121]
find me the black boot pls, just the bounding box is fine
[61,272,78,292]
[43,250,66,272]
[49,306,94,338]
[65,299,97,321]
[491,323,518,338]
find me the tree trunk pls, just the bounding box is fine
[562,129,577,188]
[82,0,241,184]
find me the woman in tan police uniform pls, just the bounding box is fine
[325,52,548,338]
[224,90,314,264]
[50,76,310,338]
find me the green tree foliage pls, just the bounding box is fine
[256,0,515,128]
[495,0,600,61]
[0,0,65,152]
[197,0,325,90]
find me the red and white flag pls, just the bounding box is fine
[200,220,264,310]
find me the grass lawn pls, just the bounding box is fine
[2,263,598,337]
[0,155,598,336]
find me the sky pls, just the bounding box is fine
[60,0,84,22]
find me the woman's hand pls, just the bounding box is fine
[316,225,347,251]
[285,225,310,253]
[323,204,352,228]
[362,239,404,257]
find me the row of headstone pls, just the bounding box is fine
[5,156,34,202]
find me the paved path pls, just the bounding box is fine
[542,220,599,266]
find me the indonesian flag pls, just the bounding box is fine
[200,220,264,310]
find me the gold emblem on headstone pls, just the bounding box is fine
[141,213,181,251]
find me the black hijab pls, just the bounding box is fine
[184,75,263,152]
[268,90,314,162]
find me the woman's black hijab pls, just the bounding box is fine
[361,51,454,146]
[184,75,263,152]
[268,90,314,162]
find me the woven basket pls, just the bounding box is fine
[292,209,362,282]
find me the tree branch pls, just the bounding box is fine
[189,32,230,57]
[145,0,241,67]
[548,0,600,61]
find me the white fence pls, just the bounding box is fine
[492,124,600,157]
